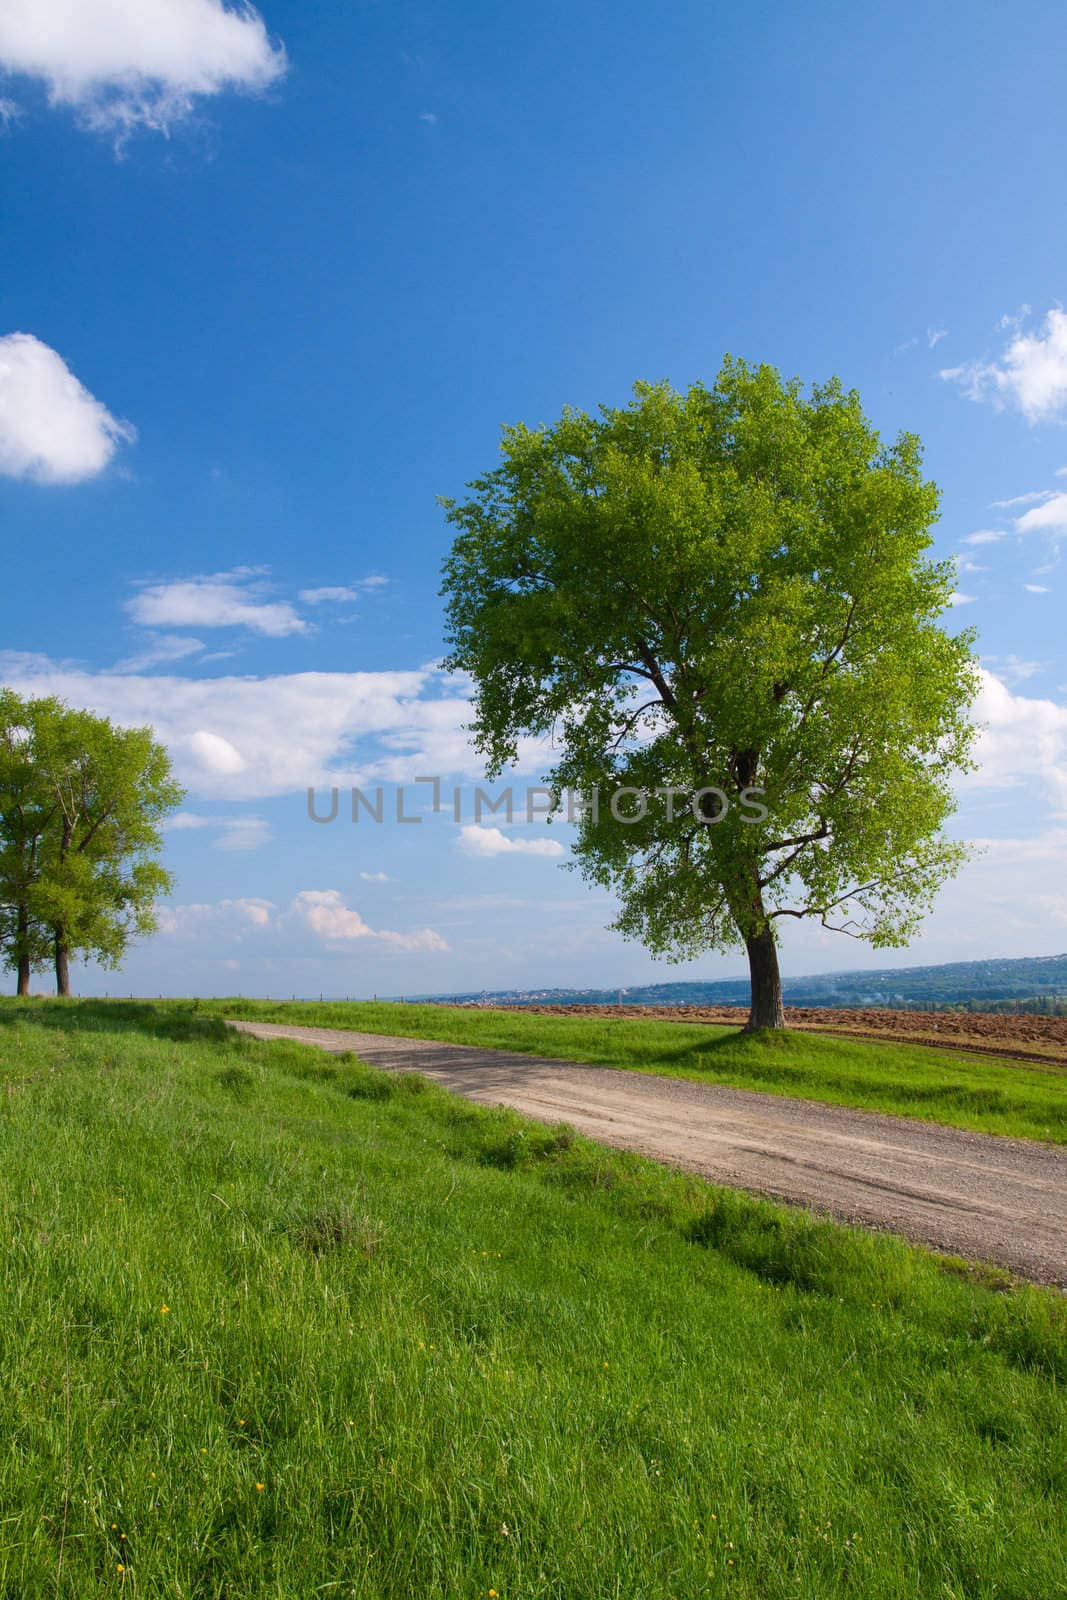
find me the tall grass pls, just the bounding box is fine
[0,999,1064,1598]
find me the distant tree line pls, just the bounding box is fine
[938,996,1067,1017]
[437,955,1067,1015]
[0,692,182,996]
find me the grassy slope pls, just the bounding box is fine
[208,998,1067,1143]
[1,1001,1065,1600]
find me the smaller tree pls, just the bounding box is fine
[0,691,55,994]
[0,694,183,995]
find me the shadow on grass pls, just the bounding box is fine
[0,997,231,1049]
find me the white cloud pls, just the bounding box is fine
[157,888,447,953]
[941,307,1067,423]
[964,669,1067,815]
[288,889,447,952]
[166,810,272,849]
[0,653,489,799]
[291,889,372,942]
[126,571,307,637]
[900,824,1067,957]
[182,728,246,776]
[0,0,286,138]
[458,824,566,859]
[358,870,390,882]
[1024,583,1050,594]
[947,591,975,607]
[0,332,135,483]
[927,327,948,348]
[0,95,19,127]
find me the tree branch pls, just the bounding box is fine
[766,877,883,923]
[760,820,830,856]
[609,699,662,751]
[635,641,679,714]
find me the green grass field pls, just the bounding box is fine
[1,999,1065,1599]
[208,997,1067,1143]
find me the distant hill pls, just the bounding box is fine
[423,953,1067,1014]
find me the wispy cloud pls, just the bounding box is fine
[112,634,206,673]
[157,897,276,939]
[982,654,1044,685]
[166,810,273,850]
[991,489,1054,508]
[0,332,135,483]
[299,577,389,604]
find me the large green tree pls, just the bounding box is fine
[441,360,980,1029]
[0,693,183,996]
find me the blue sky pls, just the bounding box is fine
[1,0,1065,996]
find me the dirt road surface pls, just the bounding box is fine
[229,1020,1067,1286]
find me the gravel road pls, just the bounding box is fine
[229,1020,1067,1286]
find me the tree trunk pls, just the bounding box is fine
[16,903,31,996]
[54,928,71,998]
[744,927,785,1031]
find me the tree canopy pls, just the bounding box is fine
[441,359,980,1029]
[0,691,183,995]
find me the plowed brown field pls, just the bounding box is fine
[493,1003,1067,1068]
